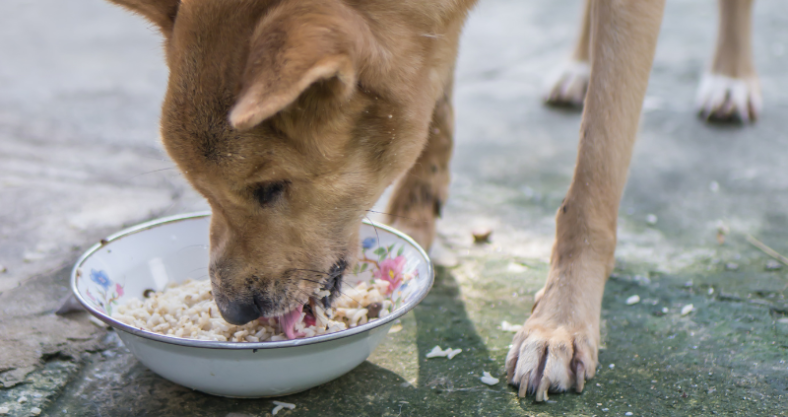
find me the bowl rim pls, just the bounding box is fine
[70,211,434,350]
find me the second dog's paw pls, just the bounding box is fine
[696,73,762,123]
[505,320,597,401]
[544,60,590,107]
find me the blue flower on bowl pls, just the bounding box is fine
[85,269,124,316]
[90,269,111,290]
[361,237,377,250]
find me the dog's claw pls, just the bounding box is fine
[506,352,518,384]
[574,361,585,393]
[506,319,598,401]
[696,73,761,123]
[535,376,550,402]
[544,60,590,107]
[517,373,530,397]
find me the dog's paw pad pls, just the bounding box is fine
[543,60,590,107]
[696,73,762,123]
[505,322,597,401]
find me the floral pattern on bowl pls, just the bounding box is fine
[80,235,417,321]
[82,269,125,316]
[351,237,420,311]
[69,213,434,397]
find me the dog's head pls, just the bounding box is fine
[112,0,446,329]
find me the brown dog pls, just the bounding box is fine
[547,0,761,123]
[108,0,665,401]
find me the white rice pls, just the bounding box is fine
[113,279,393,342]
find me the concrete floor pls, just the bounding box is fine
[1,0,787,415]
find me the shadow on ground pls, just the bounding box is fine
[38,267,511,417]
[2,251,786,416]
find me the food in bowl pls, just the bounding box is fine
[71,213,433,397]
[113,275,412,342]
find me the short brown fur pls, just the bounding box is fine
[110,0,672,401]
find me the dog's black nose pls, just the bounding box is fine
[216,298,260,325]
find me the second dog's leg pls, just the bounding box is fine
[507,0,665,401]
[544,0,592,107]
[696,0,761,123]
[385,90,453,250]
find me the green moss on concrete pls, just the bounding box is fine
[39,258,788,416]
[0,357,80,417]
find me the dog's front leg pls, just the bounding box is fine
[696,0,761,123]
[385,89,454,251]
[506,0,665,401]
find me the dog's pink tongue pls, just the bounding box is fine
[280,305,304,340]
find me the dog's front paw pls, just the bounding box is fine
[505,307,598,401]
[544,60,590,107]
[696,73,762,123]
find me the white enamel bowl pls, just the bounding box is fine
[71,212,433,398]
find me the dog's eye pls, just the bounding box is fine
[253,181,289,207]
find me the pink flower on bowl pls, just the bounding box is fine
[115,283,124,297]
[374,256,407,294]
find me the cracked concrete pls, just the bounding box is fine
[1,0,787,415]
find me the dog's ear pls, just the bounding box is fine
[229,2,369,131]
[107,0,180,34]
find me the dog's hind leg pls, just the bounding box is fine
[384,88,454,251]
[696,0,761,123]
[506,0,665,401]
[544,0,592,107]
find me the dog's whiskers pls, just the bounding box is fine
[184,265,209,275]
[364,209,427,223]
[288,268,333,277]
[297,277,323,285]
[127,166,179,180]
[292,276,365,307]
